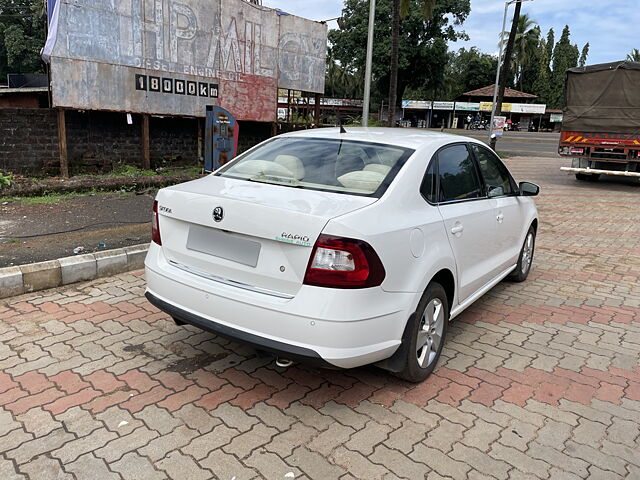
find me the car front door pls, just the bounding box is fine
[435,144,498,304]
[471,144,525,272]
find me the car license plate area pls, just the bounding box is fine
[186,224,261,267]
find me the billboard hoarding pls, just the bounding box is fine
[492,116,506,138]
[43,0,327,120]
[455,102,480,111]
[401,100,432,110]
[432,101,454,110]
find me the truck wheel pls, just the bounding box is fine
[395,282,449,383]
[575,173,600,182]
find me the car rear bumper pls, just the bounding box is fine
[145,291,335,368]
[144,243,414,369]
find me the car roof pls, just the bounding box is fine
[280,127,481,150]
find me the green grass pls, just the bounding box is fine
[4,238,21,244]
[0,189,133,206]
[0,192,79,205]
[109,165,157,177]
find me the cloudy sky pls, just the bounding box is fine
[264,0,639,65]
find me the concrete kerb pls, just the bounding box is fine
[0,243,149,299]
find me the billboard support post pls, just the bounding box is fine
[57,109,68,178]
[142,114,150,170]
[314,93,321,127]
[197,119,204,161]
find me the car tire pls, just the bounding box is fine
[508,226,536,282]
[395,282,449,383]
[575,173,600,181]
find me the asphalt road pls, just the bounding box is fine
[431,129,561,157]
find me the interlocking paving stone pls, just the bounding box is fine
[1,157,640,479]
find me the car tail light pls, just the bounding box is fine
[570,147,584,155]
[303,234,385,288]
[152,200,162,245]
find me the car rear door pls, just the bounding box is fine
[434,144,499,303]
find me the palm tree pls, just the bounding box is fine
[387,0,436,127]
[628,49,640,62]
[501,14,540,90]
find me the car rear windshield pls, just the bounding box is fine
[215,137,415,197]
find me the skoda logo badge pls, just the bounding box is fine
[212,206,224,223]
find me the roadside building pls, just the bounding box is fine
[457,85,541,131]
[399,84,551,131]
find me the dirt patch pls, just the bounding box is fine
[0,191,154,267]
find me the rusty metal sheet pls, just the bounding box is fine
[44,0,327,120]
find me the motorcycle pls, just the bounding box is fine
[470,120,489,130]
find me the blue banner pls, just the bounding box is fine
[47,0,57,25]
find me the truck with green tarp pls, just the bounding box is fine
[559,61,640,181]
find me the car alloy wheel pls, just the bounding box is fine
[395,282,449,382]
[508,225,536,282]
[521,231,534,276]
[416,298,445,368]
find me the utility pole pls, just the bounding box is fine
[362,0,376,127]
[489,0,533,150]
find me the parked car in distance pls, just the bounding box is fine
[145,128,539,382]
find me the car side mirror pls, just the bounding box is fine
[519,181,540,196]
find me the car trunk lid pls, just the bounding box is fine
[155,175,377,297]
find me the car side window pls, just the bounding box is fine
[420,160,437,203]
[472,144,514,197]
[436,145,483,203]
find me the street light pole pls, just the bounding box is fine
[362,0,376,127]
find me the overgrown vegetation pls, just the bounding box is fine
[109,165,157,177]
[0,172,14,188]
[1,191,92,205]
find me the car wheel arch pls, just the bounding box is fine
[376,270,455,374]
[430,269,455,318]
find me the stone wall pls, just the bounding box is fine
[0,109,273,175]
[0,109,59,174]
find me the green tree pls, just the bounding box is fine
[325,46,363,99]
[545,28,554,66]
[628,48,640,62]
[549,25,579,108]
[0,0,46,81]
[500,13,540,91]
[578,42,589,67]
[329,0,470,116]
[438,47,497,100]
[532,40,550,105]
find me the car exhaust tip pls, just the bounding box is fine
[275,357,294,368]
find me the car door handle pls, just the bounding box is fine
[451,225,464,235]
[497,213,504,223]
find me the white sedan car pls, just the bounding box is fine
[145,128,539,382]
